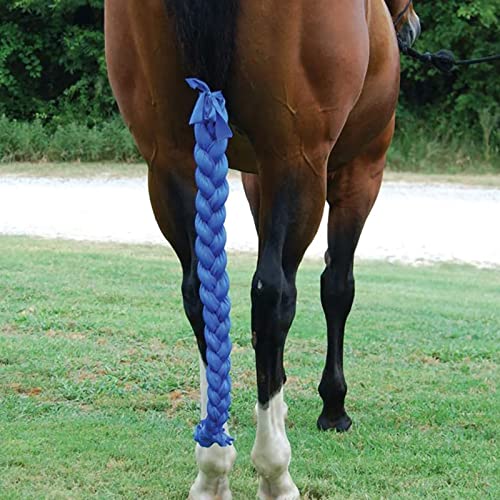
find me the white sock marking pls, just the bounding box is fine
[189,357,237,500]
[251,389,300,499]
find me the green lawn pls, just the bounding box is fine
[0,236,498,499]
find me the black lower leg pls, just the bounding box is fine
[250,168,325,409]
[317,213,362,432]
[318,258,355,431]
[318,139,386,432]
[181,258,206,361]
[252,254,297,406]
[148,169,207,361]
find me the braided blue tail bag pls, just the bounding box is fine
[187,78,234,448]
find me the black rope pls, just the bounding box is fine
[398,36,500,73]
[453,54,500,66]
[394,1,500,73]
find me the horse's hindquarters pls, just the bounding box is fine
[330,0,400,167]
[228,0,372,169]
[105,1,403,498]
[105,0,198,171]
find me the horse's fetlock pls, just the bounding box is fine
[319,373,347,402]
[195,444,237,478]
[252,443,291,480]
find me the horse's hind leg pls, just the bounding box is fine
[148,165,236,499]
[250,159,326,499]
[318,122,393,432]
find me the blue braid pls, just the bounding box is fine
[187,78,234,448]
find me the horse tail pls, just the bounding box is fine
[175,1,237,448]
[165,0,239,90]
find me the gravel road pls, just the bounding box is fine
[1,176,498,267]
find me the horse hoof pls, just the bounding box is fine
[317,412,352,432]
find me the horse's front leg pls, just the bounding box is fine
[249,162,326,499]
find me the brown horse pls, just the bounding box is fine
[105,0,420,497]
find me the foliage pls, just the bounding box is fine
[1,115,497,173]
[400,0,499,152]
[0,115,139,162]
[0,0,113,125]
[0,0,498,159]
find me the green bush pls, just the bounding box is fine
[399,0,499,153]
[0,0,113,125]
[0,116,48,161]
[0,0,498,162]
[388,118,497,174]
[0,114,496,173]
[0,115,140,162]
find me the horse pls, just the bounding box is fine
[104,0,421,497]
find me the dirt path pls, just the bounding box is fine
[1,176,498,267]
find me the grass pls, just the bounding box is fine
[0,236,498,499]
[0,117,139,163]
[388,124,499,175]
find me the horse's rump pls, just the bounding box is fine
[164,0,239,89]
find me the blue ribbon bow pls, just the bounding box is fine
[186,78,233,141]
